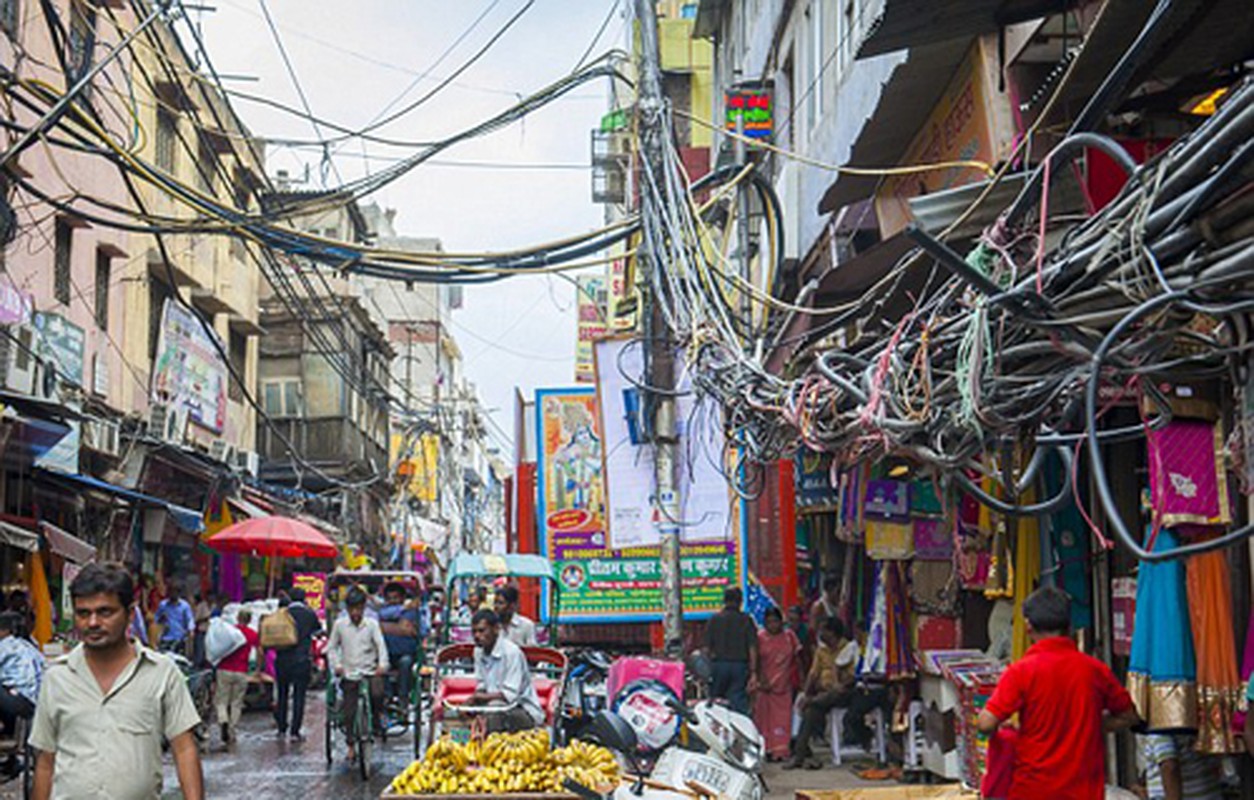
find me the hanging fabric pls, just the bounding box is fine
[27,552,53,646]
[865,519,914,560]
[1146,420,1231,527]
[1127,529,1197,732]
[1010,498,1042,661]
[1185,533,1243,754]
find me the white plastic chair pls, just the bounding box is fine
[826,705,887,766]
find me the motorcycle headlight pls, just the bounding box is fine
[728,734,763,772]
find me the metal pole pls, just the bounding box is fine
[633,0,684,659]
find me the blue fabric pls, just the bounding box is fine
[156,598,195,644]
[1129,528,1196,729]
[0,635,43,702]
[378,602,421,657]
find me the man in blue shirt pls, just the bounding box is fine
[378,582,423,720]
[0,610,42,738]
[155,583,195,655]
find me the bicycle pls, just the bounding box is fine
[324,675,376,781]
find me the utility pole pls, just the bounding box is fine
[634,0,684,659]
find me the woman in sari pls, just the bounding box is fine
[754,607,801,761]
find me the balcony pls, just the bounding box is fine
[257,416,388,478]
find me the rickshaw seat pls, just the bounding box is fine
[432,676,561,725]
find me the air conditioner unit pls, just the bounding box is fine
[32,360,60,402]
[209,438,237,464]
[82,417,121,458]
[232,449,260,478]
[0,325,38,395]
[148,402,187,444]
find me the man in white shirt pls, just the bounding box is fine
[493,585,538,647]
[328,589,388,761]
[464,610,543,733]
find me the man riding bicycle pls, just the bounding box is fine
[328,588,389,762]
[377,582,423,723]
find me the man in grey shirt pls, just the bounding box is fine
[464,609,543,733]
[31,561,203,800]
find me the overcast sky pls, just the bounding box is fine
[198,0,624,452]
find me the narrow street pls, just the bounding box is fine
[0,699,881,800]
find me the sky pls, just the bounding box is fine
[197,0,625,453]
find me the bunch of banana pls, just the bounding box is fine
[425,736,470,771]
[479,728,551,767]
[550,740,619,786]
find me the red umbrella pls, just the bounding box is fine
[206,515,339,560]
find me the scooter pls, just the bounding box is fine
[568,698,766,800]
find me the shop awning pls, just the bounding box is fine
[39,522,96,564]
[817,38,970,215]
[856,0,1071,58]
[35,470,205,534]
[0,521,38,553]
[227,496,272,520]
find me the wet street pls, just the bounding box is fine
[0,691,880,800]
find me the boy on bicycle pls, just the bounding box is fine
[328,588,388,762]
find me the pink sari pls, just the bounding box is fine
[753,628,800,758]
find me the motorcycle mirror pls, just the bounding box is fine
[588,710,638,755]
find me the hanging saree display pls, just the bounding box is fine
[1127,529,1197,732]
[1146,420,1231,527]
[860,561,914,681]
[1185,536,1243,754]
[1009,510,1041,662]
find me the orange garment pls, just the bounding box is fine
[1185,546,1242,754]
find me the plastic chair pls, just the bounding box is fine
[826,706,887,765]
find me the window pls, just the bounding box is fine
[66,1,96,85]
[155,107,177,173]
[195,135,215,193]
[262,378,302,417]
[227,329,246,402]
[0,0,19,40]
[53,218,72,305]
[805,1,824,130]
[94,249,110,329]
[837,0,859,79]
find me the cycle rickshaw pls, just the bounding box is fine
[425,554,566,752]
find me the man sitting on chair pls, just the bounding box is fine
[463,610,543,733]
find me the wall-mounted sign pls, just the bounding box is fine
[151,300,228,433]
[725,85,773,140]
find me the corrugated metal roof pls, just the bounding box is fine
[857,0,1073,58]
[817,37,971,215]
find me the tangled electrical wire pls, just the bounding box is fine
[645,75,1254,560]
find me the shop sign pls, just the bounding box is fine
[874,38,1015,238]
[795,451,839,510]
[724,84,773,140]
[292,572,327,619]
[536,381,739,623]
[151,299,228,433]
[0,285,32,326]
[32,313,84,474]
[1111,577,1136,657]
[574,275,609,383]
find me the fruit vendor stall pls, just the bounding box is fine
[383,730,620,799]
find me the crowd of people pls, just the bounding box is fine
[0,562,1243,800]
[699,585,888,769]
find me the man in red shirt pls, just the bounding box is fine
[216,608,260,748]
[976,587,1140,800]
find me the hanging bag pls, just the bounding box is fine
[205,616,247,665]
[259,608,298,649]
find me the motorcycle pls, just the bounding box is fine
[559,649,613,744]
[570,699,766,800]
